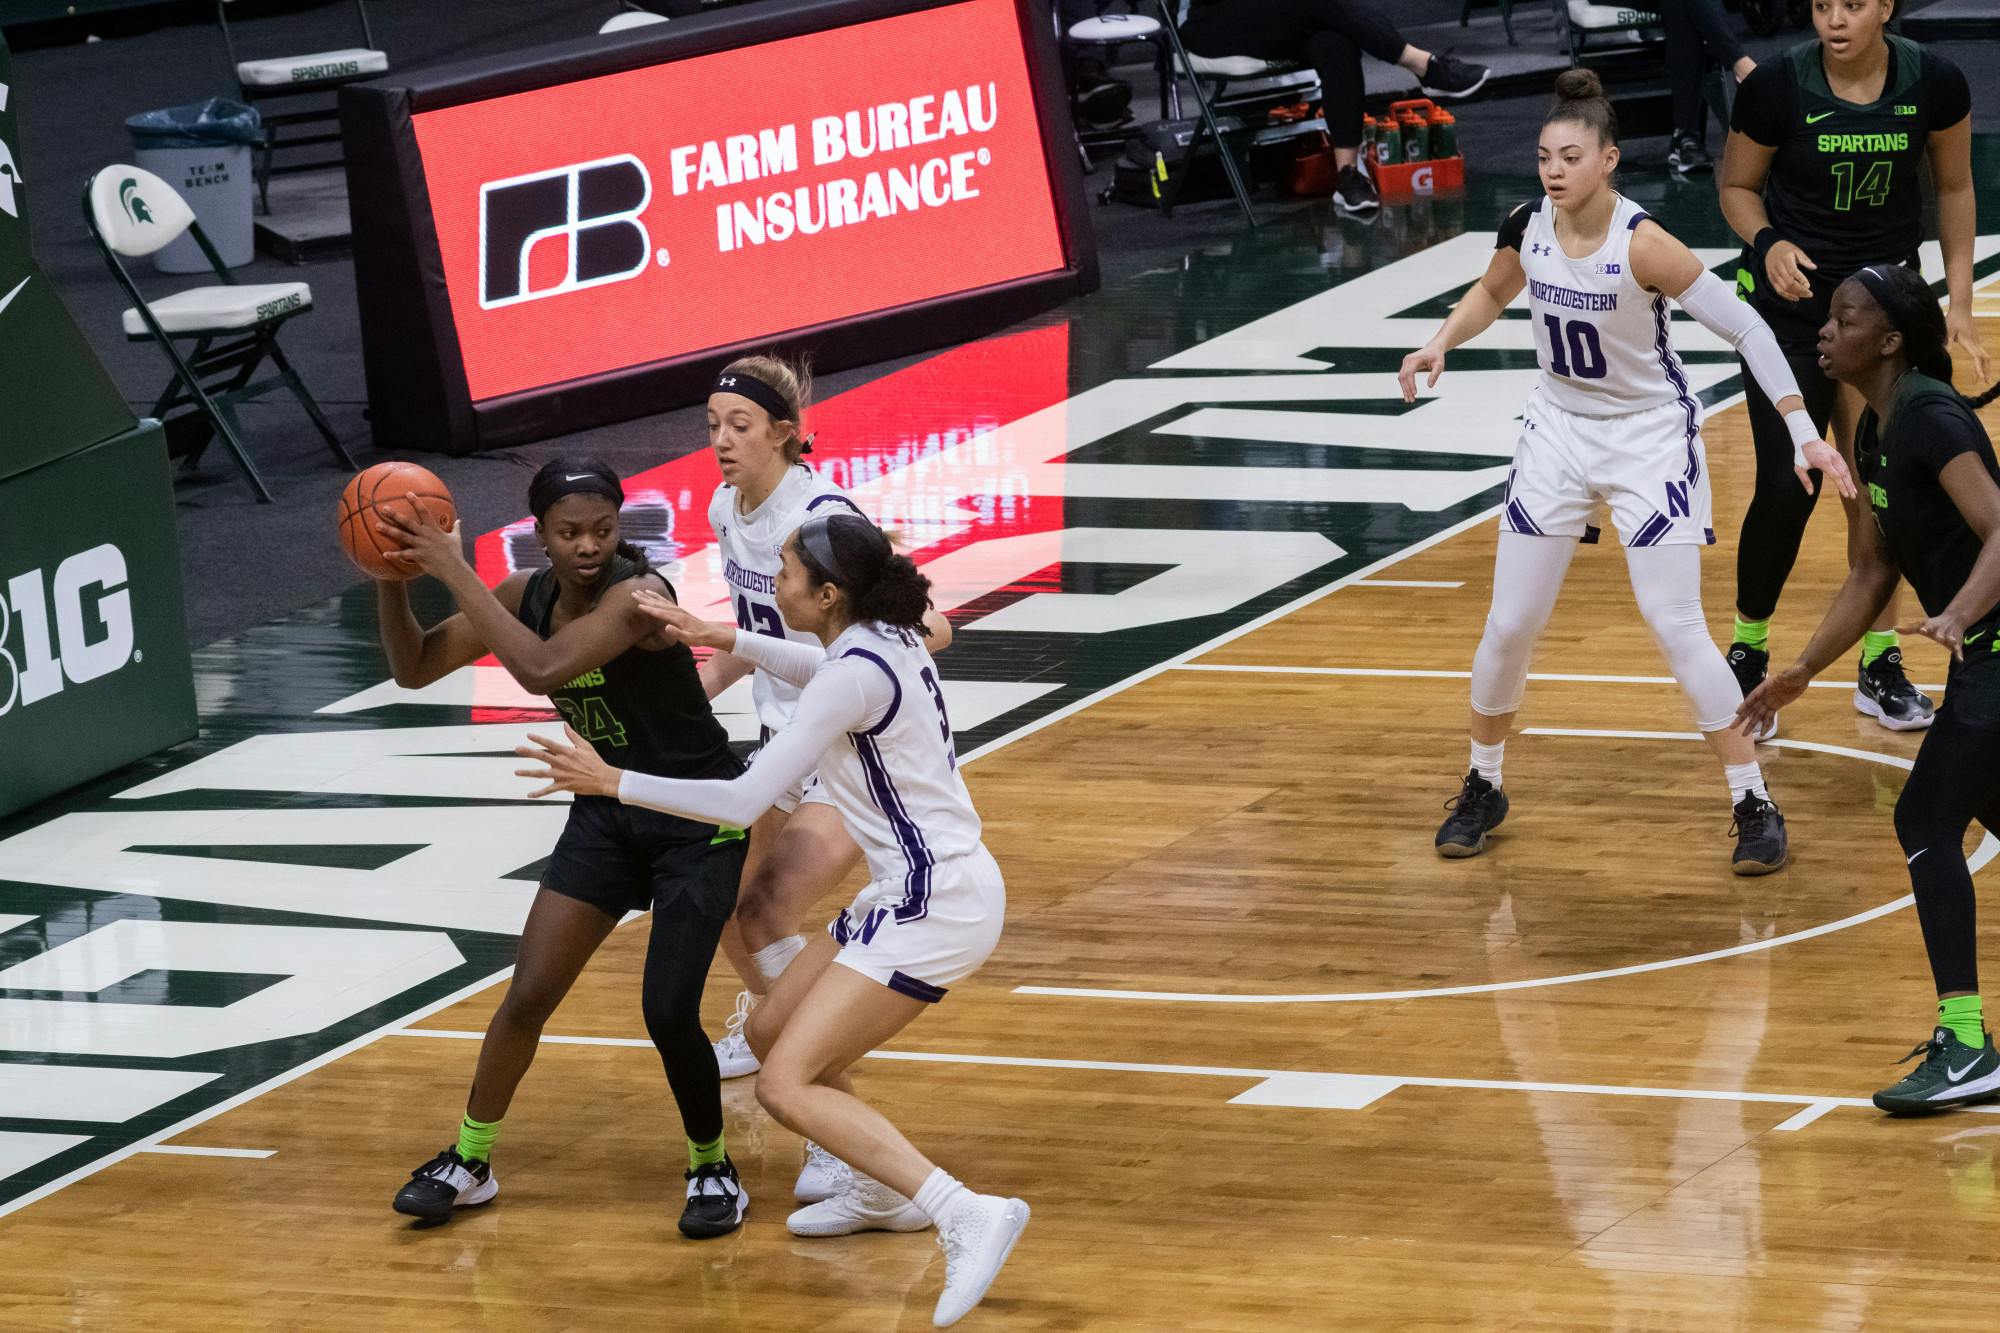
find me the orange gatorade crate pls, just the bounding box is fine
[1373,97,1464,202]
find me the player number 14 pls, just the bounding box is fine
[1831,160,1893,212]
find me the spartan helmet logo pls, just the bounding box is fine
[118,177,153,226]
[0,99,21,220]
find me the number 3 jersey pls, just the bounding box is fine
[709,462,867,733]
[1501,193,1699,420]
[813,621,983,905]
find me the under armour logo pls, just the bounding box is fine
[1530,242,1551,256]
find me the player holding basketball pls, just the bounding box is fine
[371,459,751,1237]
[696,354,951,1209]
[1738,265,2000,1113]
[517,512,1026,1330]
[1721,0,1982,736]
[1400,70,1852,874]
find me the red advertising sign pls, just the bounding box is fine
[409,0,1067,403]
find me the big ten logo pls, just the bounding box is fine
[478,154,656,309]
[496,490,685,577]
[0,544,138,717]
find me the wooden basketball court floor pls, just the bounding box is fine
[4,193,2000,1330]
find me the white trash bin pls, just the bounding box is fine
[125,99,260,273]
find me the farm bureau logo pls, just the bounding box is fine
[478,154,652,309]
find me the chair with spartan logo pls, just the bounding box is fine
[84,165,354,503]
[216,0,388,212]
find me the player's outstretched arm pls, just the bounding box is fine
[1399,242,1525,403]
[635,588,827,687]
[1636,222,1853,500]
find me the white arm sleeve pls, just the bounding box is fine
[1674,270,1819,457]
[726,629,828,690]
[616,658,889,826]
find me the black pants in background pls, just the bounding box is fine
[1180,0,1406,150]
[1663,0,1747,140]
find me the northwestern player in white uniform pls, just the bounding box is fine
[1399,69,1854,874]
[697,357,952,1208]
[516,512,1025,1330]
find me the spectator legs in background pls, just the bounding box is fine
[1663,0,1755,173]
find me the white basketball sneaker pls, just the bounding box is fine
[786,1174,931,1237]
[793,1140,851,1204]
[712,991,760,1080]
[932,1193,1031,1328]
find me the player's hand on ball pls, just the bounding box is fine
[377,494,467,577]
[1398,345,1445,402]
[632,589,735,649]
[1735,665,1808,735]
[1898,610,1971,662]
[1796,439,1855,500]
[515,725,621,799]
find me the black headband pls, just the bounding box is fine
[1852,264,1909,323]
[531,469,623,518]
[797,513,850,586]
[712,371,795,427]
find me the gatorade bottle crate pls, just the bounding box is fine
[1371,97,1464,203]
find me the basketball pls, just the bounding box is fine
[336,461,457,581]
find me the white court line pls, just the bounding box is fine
[388,1031,1964,1129]
[1171,662,1947,692]
[0,965,516,1222]
[1017,735,1997,1005]
[138,1145,274,1159]
[1350,579,1465,589]
[1771,1101,1841,1132]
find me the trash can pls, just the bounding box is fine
[124,99,261,273]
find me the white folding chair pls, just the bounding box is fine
[84,165,354,503]
[217,0,388,211]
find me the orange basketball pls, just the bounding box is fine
[336,461,458,581]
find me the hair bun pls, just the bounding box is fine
[1554,67,1605,102]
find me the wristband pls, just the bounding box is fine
[1784,409,1819,468]
[1753,226,1781,275]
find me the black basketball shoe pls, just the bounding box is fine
[1333,164,1380,216]
[1729,793,1788,876]
[394,1146,497,1223]
[1727,642,1776,741]
[682,1156,749,1239]
[1436,770,1508,858]
[1667,133,1713,175]
[1855,647,1935,731]
[1421,53,1491,100]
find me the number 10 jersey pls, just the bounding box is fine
[1506,193,1697,419]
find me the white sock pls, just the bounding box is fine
[752,934,806,986]
[1724,761,1768,803]
[1470,739,1505,786]
[912,1166,973,1227]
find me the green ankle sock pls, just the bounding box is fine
[688,1132,726,1170]
[1940,996,1986,1048]
[1862,629,1899,667]
[457,1114,502,1164]
[1733,616,1770,652]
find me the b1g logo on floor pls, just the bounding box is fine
[0,543,136,716]
[478,154,654,309]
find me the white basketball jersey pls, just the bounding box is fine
[1519,193,1701,422]
[710,464,866,731]
[818,622,984,914]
